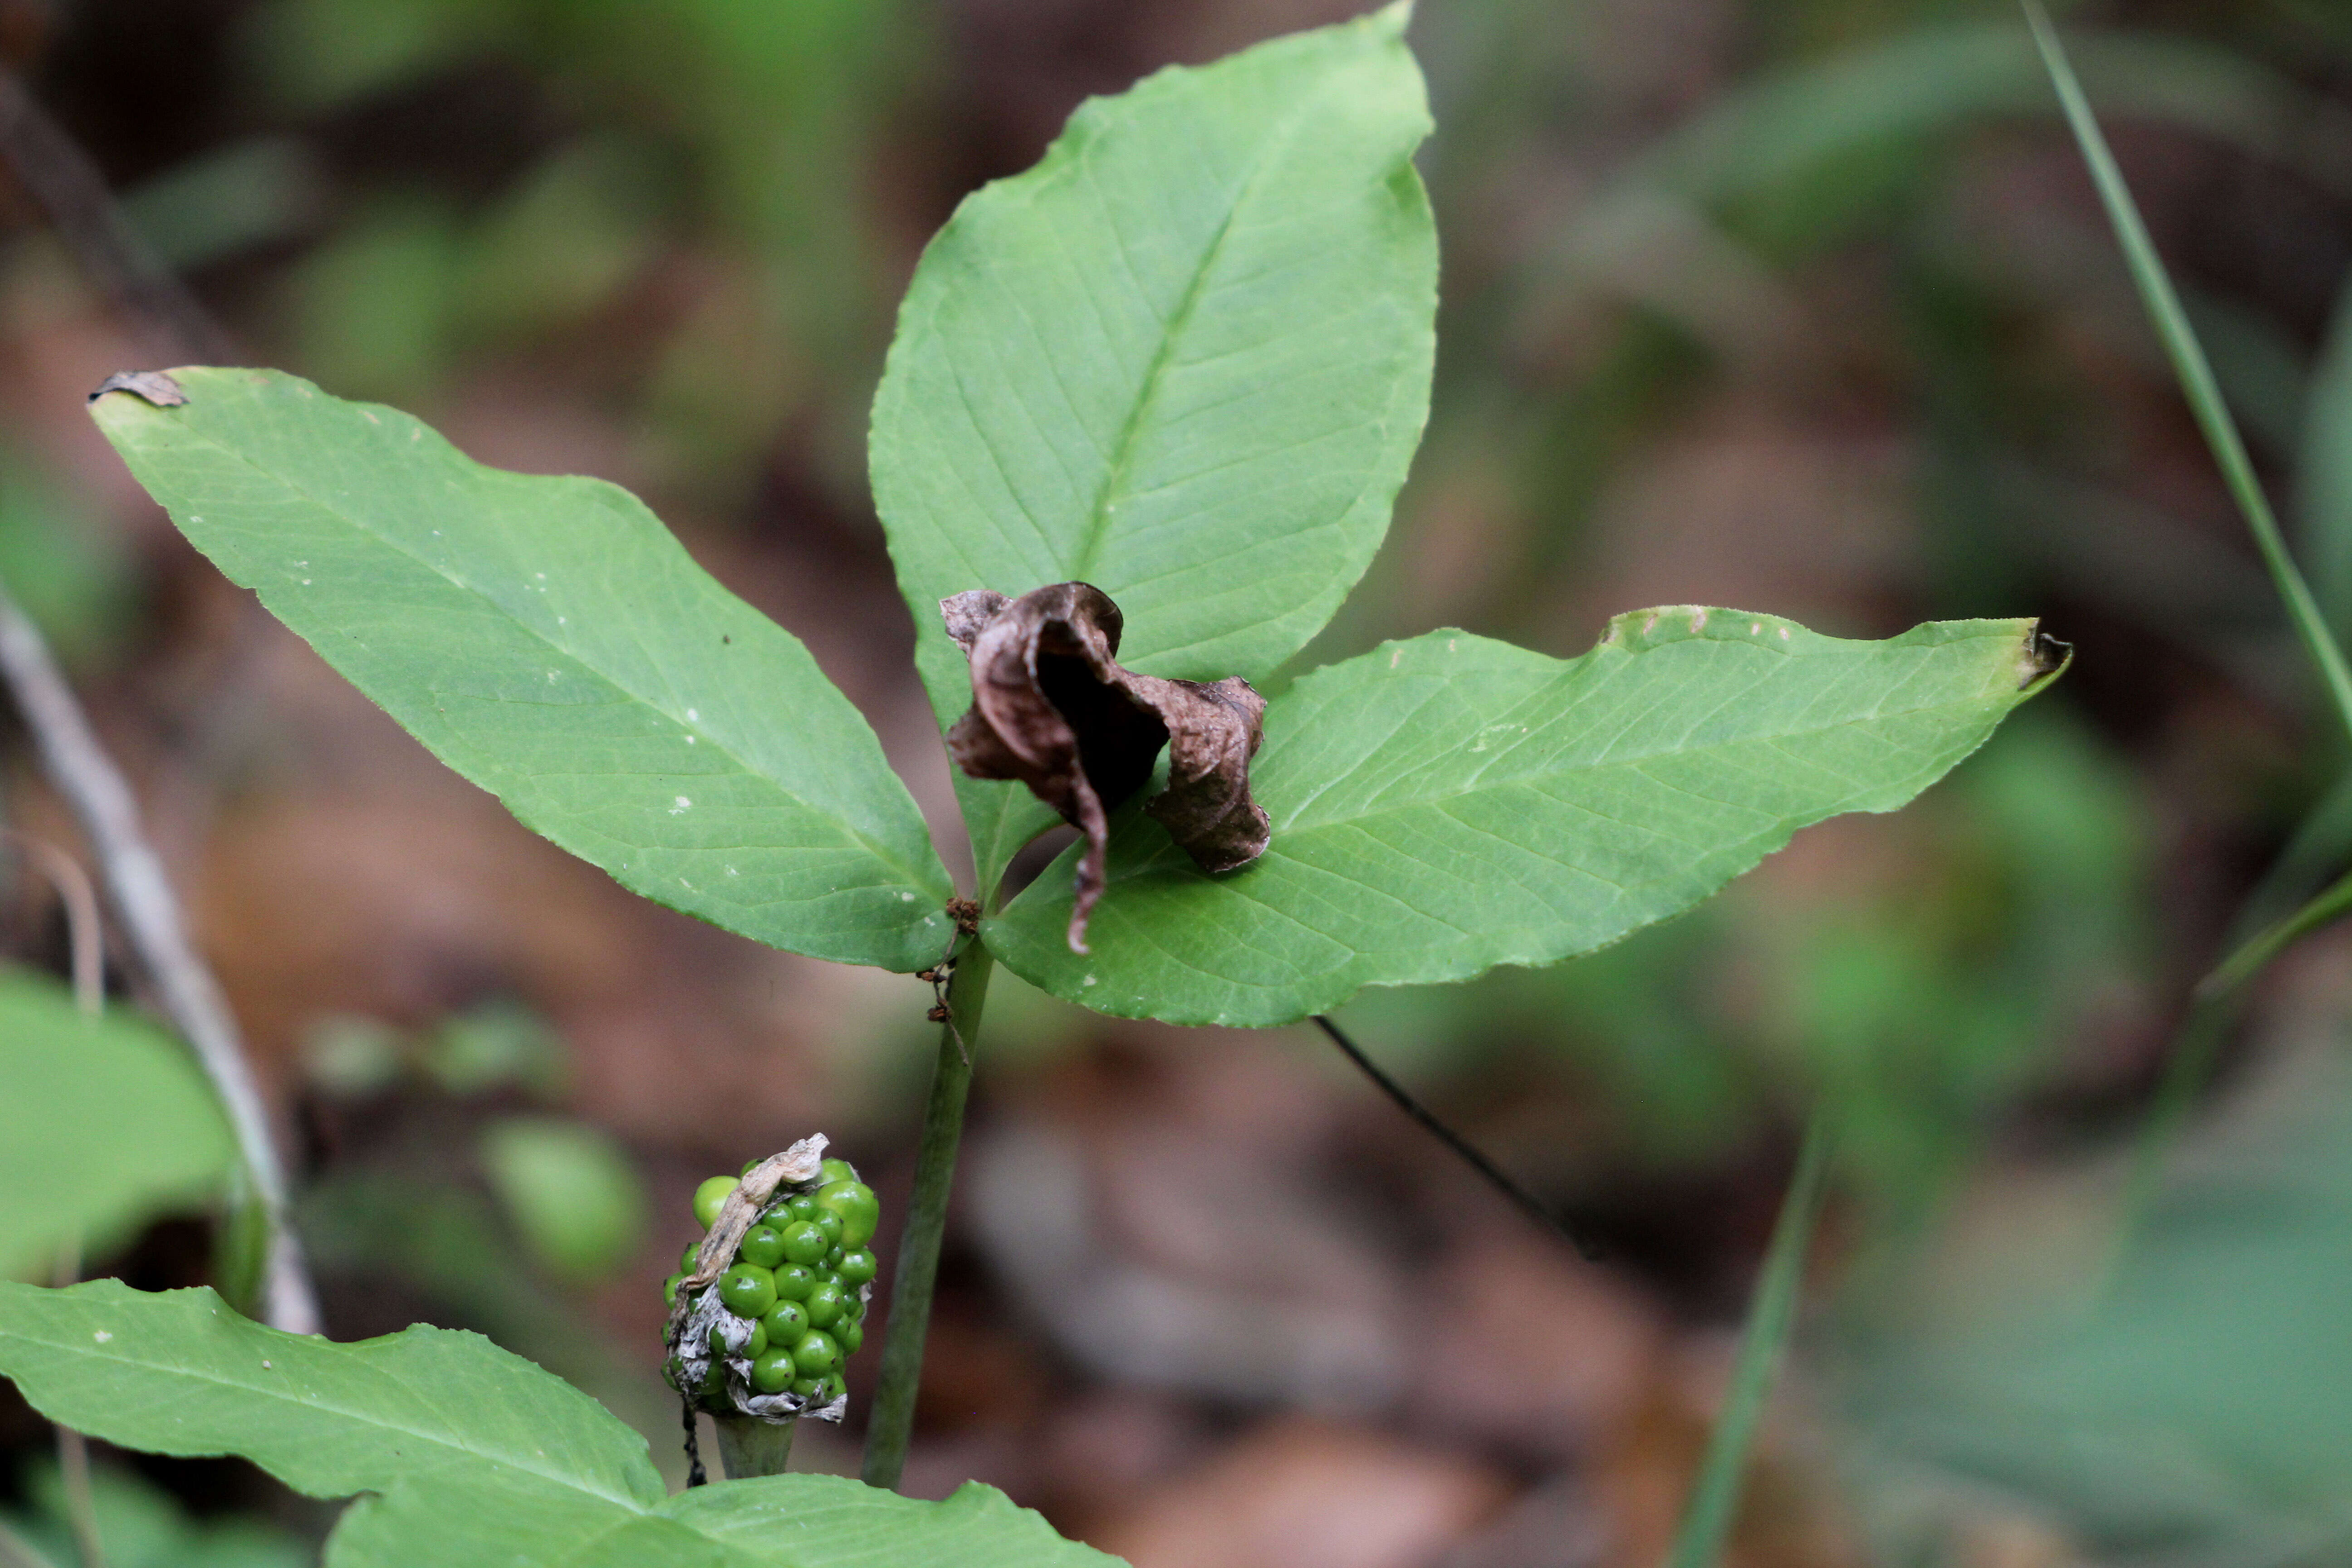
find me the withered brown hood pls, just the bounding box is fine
[941,582,1269,952]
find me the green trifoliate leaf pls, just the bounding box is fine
[0,972,231,1279]
[988,610,2067,1026]
[0,1282,1124,1568]
[872,3,1436,892]
[91,368,953,971]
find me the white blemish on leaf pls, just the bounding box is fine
[1749,622,1761,635]
[1777,626,1791,640]
[671,796,692,814]
[1642,614,1660,634]
[686,709,698,722]
[92,1330,111,1343]
[1691,609,1708,630]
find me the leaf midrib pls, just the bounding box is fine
[1269,691,1999,834]
[10,1323,653,1509]
[140,413,945,904]
[1061,72,1330,586]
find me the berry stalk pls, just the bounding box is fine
[861,940,994,1491]
[714,1414,795,1480]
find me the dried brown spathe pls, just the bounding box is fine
[942,582,1270,952]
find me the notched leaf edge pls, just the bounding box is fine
[942,582,1269,952]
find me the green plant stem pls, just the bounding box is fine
[2201,864,2352,1001]
[712,1415,794,1480]
[2020,0,2352,740]
[861,940,994,1492]
[1664,1110,1835,1568]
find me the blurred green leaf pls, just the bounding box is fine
[455,138,663,343]
[421,1000,565,1099]
[121,137,323,273]
[284,196,465,402]
[990,611,2062,1027]
[872,3,1438,892]
[0,450,131,665]
[480,1117,647,1282]
[1856,1065,2352,1565]
[0,970,232,1279]
[8,1460,308,1568]
[92,368,956,972]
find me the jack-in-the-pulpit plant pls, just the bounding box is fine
[0,6,2060,1565]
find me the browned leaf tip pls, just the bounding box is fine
[942,582,1270,953]
[88,370,186,407]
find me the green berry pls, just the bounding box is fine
[811,1210,844,1247]
[792,1329,841,1375]
[835,1317,862,1355]
[717,1263,777,1318]
[823,1373,846,1403]
[681,1240,704,1273]
[837,1248,877,1287]
[738,1225,790,1269]
[779,1221,829,1266]
[814,1181,880,1248]
[663,1273,685,1306]
[785,1194,821,1223]
[823,1245,844,1271]
[750,1348,797,1394]
[763,1300,809,1342]
[771,1263,816,1300]
[804,1278,845,1328]
[819,1158,857,1185]
[789,1375,825,1399]
[692,1176,739,1229]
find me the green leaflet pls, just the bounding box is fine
[92,368,953,973]
[0,1282,1122,1568]
[988,609,2064,1026]
[0,973,231,1278]
[871,2,1437,892]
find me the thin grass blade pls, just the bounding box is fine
[1663,1111,1835,1568]
[2020,0,2352,737]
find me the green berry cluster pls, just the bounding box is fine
[663,1156,880,1418]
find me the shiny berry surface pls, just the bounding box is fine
[803,1278,845,1328]
[691,1176,738,1229]
[791,1330,841,1375]
[770,1263,817,1300]
[814,1181,881,1248]
[716,1262,777,1318]
[836,1248,877,1287]
[737,1225,789,1270]
[750,1348,797,1394]
[779,1221,830,1266]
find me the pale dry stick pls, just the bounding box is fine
[0,65,231,363]
[0,1518,59,1568]
[10,833,111,1568]
[0,585,319,1333]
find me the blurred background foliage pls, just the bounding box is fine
[6,0,2352,1563]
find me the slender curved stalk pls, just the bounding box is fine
[1664,1110,1835,1568]
[861,941,994,1491]
[713,1416,795,1479]
[2019,0,2352,740]
[0,585,318,1334]
[1312,1016,1599,1257]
